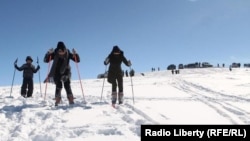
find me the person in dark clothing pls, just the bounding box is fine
[125,70,129,77]
[14,56,40,98]
[129,69,135,77]
[229,65,232,71]
[44,41,80,106]
[104,45,131,106]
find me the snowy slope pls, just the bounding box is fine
[0,68,250,141]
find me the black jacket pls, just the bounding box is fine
[106,51,130,74]
[44,49,80,81]
[15,63,40,78]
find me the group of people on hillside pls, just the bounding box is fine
[14,41,132,106]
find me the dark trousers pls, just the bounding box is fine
[21,78,33,97]
[108,71,124,104]
[54,79,73,97]
[110,73,123,93]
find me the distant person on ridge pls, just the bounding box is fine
[14,56,40,98]
[125,70,129,77]
[129,69,135,77]
[104,45,132,107]
[44,41,80,106]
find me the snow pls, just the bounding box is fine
[0,68,250,141]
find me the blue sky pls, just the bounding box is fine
[1,0,250,86]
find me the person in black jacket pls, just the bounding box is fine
[44,41,80,106]
[104,45,131,106]
[15,56,40,98]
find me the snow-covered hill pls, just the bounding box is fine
[0,68,250,141]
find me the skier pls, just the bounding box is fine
[44,41,80,106]
[104,45,131,107]
[14,56,40,98]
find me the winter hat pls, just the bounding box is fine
[56,41,66,51]
[112,45,120,53]
[26,56,33,62]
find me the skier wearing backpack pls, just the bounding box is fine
[14,56,40,98]
[104,45,131,106]
[44,41,80,106]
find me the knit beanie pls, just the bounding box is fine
[26,56,33,62]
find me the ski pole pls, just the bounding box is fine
[10,58,18,97]
[73,51,86,103]
[37,57,42,97]
[44,55,52,101]
[129,66,135,104]
[100,65,107,102]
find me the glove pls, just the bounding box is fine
[48,48,54,54]
[104,58,109,65]
[127,60,132,67]
[72,48,76,54]
[37,65,40,70]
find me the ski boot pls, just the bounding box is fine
[118,92,124,104]
[67,95,74,105]
[111,92,117,107]
[55,97,61,106]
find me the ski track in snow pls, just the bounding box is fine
[171,77,250,124]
